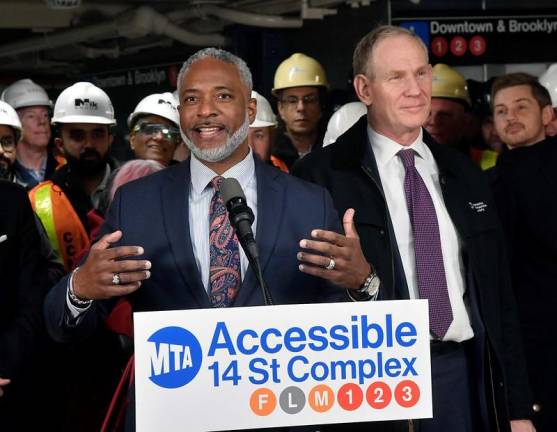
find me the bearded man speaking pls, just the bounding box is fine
[43,48,362,432]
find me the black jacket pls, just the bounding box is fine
[492,137,557,429]
[294,116,533,431]
[0,181,48,428]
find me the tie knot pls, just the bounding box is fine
[211,176,224,191]
[398,149,416,168]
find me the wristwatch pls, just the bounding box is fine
[355,271,380,299]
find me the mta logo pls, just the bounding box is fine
[148,326,203,389]
[74,98,98,110]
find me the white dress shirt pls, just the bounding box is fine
[189,149,257,292]
[368,127,474,342]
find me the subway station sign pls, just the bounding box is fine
[134,300,432,431]
[396,15,557,64]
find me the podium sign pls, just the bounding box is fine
[135,300,432,431]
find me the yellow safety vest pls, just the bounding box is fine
[29,181,91,272]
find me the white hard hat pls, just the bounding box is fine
[323,102,367,147]
[52,82,116,125]
[539,63,557,106]
[127,92,179,128]
[1,79,52,109]
[0,100,22,131]
[250,91,277,128]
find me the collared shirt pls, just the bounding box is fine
[368,126,474,342]
[14,155,47,189]
[189,149,257,292]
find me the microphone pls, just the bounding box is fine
[220,178,273,306]
[221,178,258,261]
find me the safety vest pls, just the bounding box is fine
[270,155,289,173]
[29,181,90,272]
[470,148,499,171]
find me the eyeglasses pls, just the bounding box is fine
[0,136,16,151]
[133,123,181,143]
[280,94,319,108]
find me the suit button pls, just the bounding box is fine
[533,403,542,412]
[379,229,385,236]
[499,381,504,388]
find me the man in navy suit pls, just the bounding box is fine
[44,48,371,430]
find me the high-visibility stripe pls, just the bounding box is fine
[33,184,63,262]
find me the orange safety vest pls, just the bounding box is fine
[29,181,91,272]
[270,155,289,173]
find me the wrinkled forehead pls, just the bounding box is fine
[369,35,429,76]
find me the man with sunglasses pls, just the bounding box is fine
[272,53,329,169]
[128,93,182,166]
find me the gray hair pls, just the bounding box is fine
[176,48,253,99]
[353,25,429,80]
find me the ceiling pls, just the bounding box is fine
[0,0,370,81]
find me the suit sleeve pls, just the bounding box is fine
[43,188,124,343]
[0,187,47,381]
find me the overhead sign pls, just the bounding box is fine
[134,300,432,432]
[397,15,557,64]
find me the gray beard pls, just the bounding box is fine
[181,114,250,163]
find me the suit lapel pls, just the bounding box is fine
[160,160,209,308]
[231,159,284,306]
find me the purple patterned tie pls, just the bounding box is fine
[208,176,241,307]
[398,149,453,339]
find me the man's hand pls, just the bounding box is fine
[511,419,536,432]
[73,230,151,301]
[297,208,371,290]
[0,378,10,398]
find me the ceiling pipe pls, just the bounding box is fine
[195,5,303,28]
[0,6,228,60]
[165,5,303,28]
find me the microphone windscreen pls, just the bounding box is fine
[221,177,246,204]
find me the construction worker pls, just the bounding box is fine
[1,79,62,188]
[128,92,181,166]
[426,64,498,169]
[29,82,118,271]
[323,101,366,147]
[0,100,22,182]
[248,90,288,172]
[272,53,328,169]
[425,64,473,148]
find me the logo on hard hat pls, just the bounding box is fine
[158,99,176,110]
[74,98,98,110]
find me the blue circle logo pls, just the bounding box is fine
[147,326,203,389]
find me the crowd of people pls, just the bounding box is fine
[0,23,555,432]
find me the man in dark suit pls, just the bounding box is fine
[294,25,535,432]
[44,48,356,430]
[0,180,48,429]
[491,73,557,432]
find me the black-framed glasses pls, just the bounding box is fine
[280,94,319,108]
[0,136,15,151]
[133,123,181,143]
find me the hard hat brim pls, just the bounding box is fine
[52,115,116,125]
[250,119,277,128]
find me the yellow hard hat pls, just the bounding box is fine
[272,53,328,96]
[432,64,471,107]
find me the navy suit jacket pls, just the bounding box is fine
[45,155,348,342]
